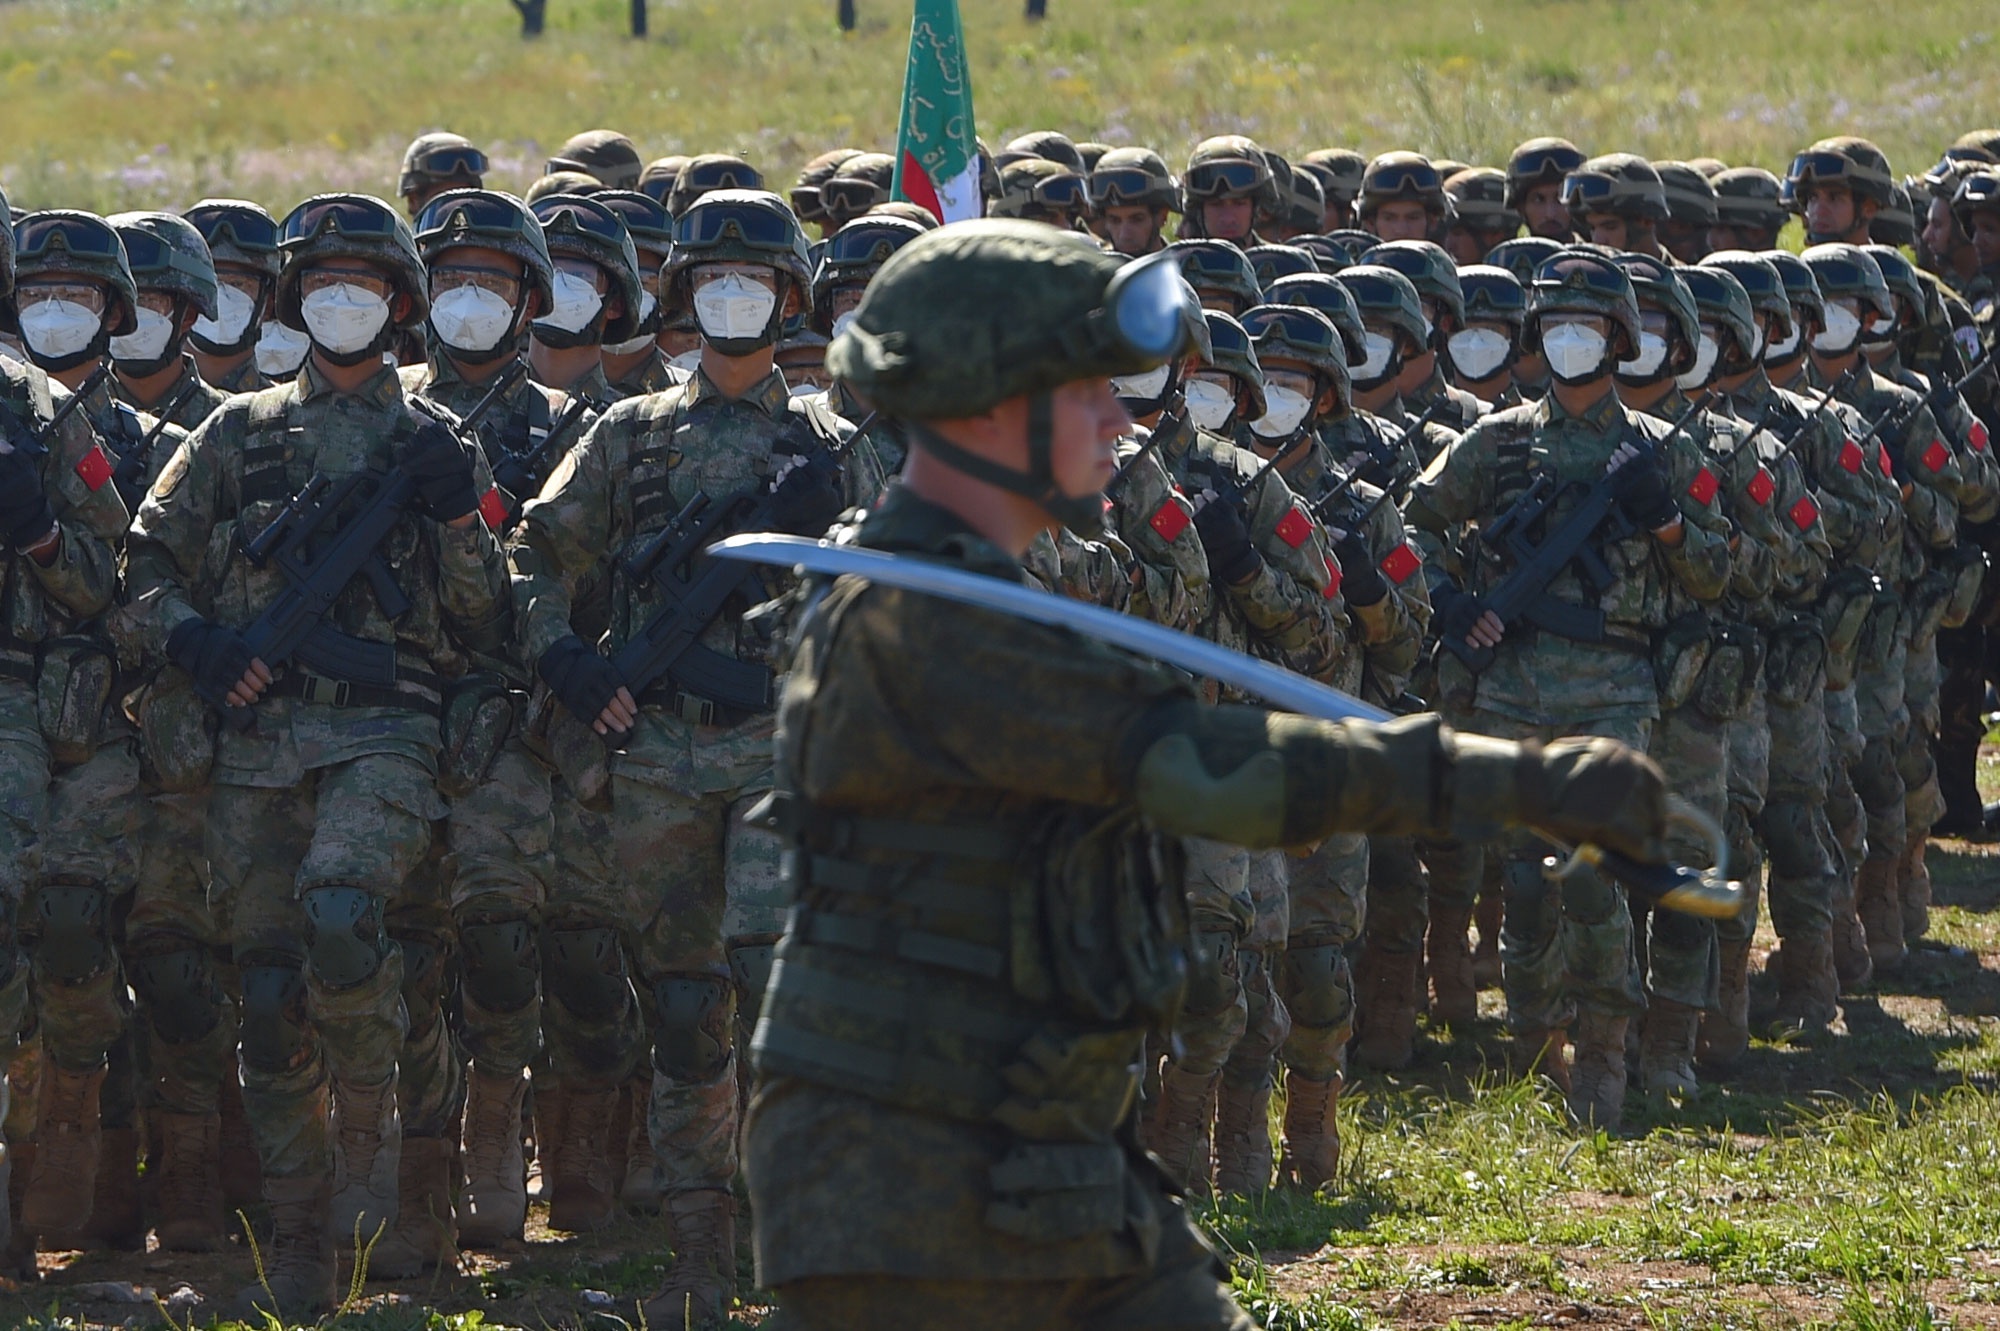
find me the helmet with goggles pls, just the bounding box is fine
[1359,151,1451,222]
[1169,238,1263,313]
[1244,243,1318,289]
[989,158,1089,225]
[1785,137,1895,211]
[1698,250,1793,346]
[1185,137,1279,213]
[1611,252,1700,363]
[1527,249,1643,357]
[1860,243,1926,325]
[399,132,487,200]
[1089,147,1179,215]
[1562,153,1669,222]
[1506,137,1587,209]
[9,210,140,339]
[1359,239,1465,330]
[639,156,689,207]
[1445,167,1523,235]
[821,153,896,228]
[1281,168,1326,234]
[791,149,864,225]
[1261,272,1368,365]
[185,198,282,281]
[664,188,811,288]
[1457,264,1528,328]
[531,193,645,344]
[1870,184,1918,248]
[809,215,928,334]
[1197,308,1268,422]
[1299,149,1367,208]
[546,129,643,191]
[1679,264,1759,362]
[1483,235,1565,285]
[1242,302,1349,401]
[1951,167,2000,234]
[415,189,558,312]
[1005,131,1086,173]
[665,154,764,221]
[1711,167,1790,235]
[108,210,219,321]
[1336,263,1431,355]
[1799,243,1895,322]
[1760,249,1825,332]
[1653,160,1720,228]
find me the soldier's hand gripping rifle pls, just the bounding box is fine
[484,373,598,526]
[2,364,109,459]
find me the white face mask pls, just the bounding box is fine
[430,284,518,354]
[1355,331,1396,382]
[634,290,658,329]
[1744,325,1765,360]
[1249,384,1313,439]
[1618,330,1668,379]
[1765,321,1803,362]
[670,347,704,373]
[18,299,103,361]
[255,319,311,376]
[1676,331,1718,391]
[537,270,605,336]
[1541,322,1609,382]
[1112,363,1173,402]
[693,272,778,342]
[1447,328,1512,382]
[830,309,859,339]
[194,283,258,347]
[1183,379,1237,432]
[111,305,177,364]
[1814,301,1862,353]
[299,284,391,355]
[604,329,656,357]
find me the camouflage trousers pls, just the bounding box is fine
[1824,684,1868,871]
[1463,710,1651,1033]
[1164,839,1254,1079]
[1639,706,1723,1011]
[1277,833,1364,1082]
[1752,664,1839,943]
[1901,635,1946,841]
[0,693,44,1161]
[206,753,439,1180]
[1852,626,1910,867]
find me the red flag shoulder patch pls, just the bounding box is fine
[1275,505,1313,549]
[74,444,113,492]
[1877,445,1894,478]
[1839,438,1864,473]
[1149,498,1191,541]
[1972,419,1991,453]
[1746,467,1775,506]
[1923,438,1951,473]
[1686,466,1719,506]
[1322,556,1342,600]
[478,485,512,531]
[1379,543,1422,585]
[1788,493,1819,532]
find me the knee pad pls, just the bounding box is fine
[30,882,112,985]
[128,943,222,1046]
[1500,857,1559,941]
[651,975,734,1082]
[1758,802,1831,880]
[726,935,778,1014]
[239,959,310,1073]
[542,926,631,1022]
[1181,928,1241,1017]
[460,917,540,1015]
[391,929,449,1012]
[1276,943,1353,1032]
[300,885,389,991]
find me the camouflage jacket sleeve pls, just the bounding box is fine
[1347,492,1430,704]
[1768,451,1832,604]
[1932,390,1999,525]
[1109,436,1208,632]
[1238,462,1348,682]
[1799,402,1886,564]
[31,385,127,621]
[510,397,628,663]
[1893,401,1958,551]
[1023,526,1136,612]
[426,410,511,656]
[1653,417,1733,603]
[126,401,238,646]
[1704,414,1781,606]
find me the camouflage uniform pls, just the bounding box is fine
[111,354,229,434]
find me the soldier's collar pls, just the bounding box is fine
[856,484,1023,580]
[300,357,404,407]
[687,364,792,418]
[1537,382,1625,431]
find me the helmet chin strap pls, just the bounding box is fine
[906,391,1108,535]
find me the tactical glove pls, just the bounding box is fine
[166,618,258,706]
[1519,735,1668,866]
[406,422,481,524]
[1431,583,1486,643]
[1331,531,1385,606]
[1193,496,1261,585]
[768,450,845,537]
[1607,449,1678,531]
[538,634,627,725]
[0,447,55,550]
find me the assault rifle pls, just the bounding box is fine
[485,375,596,524]
[1849,347,1996,481]
[1439,393,1709,673]
[1729,368,1855,467]
[1347,396,1448,488]
[5,364,109,458]
[109,380,203,503]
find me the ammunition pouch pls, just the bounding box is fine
[1653,610,1714,712]
[1762,616,1826,709]
[1817,566,1880,690]
[1855,583,1904,665]
[1907,567,1956,653]
[438,671,517,799]
[1691,619,1765,724]
[1940,542,1988,630]
[135,666,216,793]
[36,634,115,767]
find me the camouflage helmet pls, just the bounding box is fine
[1168,238,1262,312]
[1711,167,1790,235]
[1785,136,1895,210]
[809,214,929,333]
[1359,151,1450,220]
[1457,264,1528,329]
[827,221,1193,420]
[1336,263,1431,353]
[1678,264,1759,361]
[1198,308,1268,420]
[1316,229,1384,267]
[184,198,282,280]
[1005,131,1086,173]
[593,189,674,260]
[1184,136,1278,211]
[1291,234,1357,274]
[1282,167,1326,233]
[866,201,940,230]
[1951,167,2000,232]
[525,171,603,204]
[1244,243,1318,288]
[1075,141,1113,173]
[639,156,689,207]
[398,131,487,199]
[1612,251,1700,358]
[531,194,645,343]
[1653,161,1719,228]
[1444,167,1523,234]
[546,130,643,190]
[1871,184,1919,248]
[1298,149,1367,206]
[108,210,220,321]
[1260,151,1297,220]
[1799,242,1895,321]
[1689,157,1730,179]
[1952,129,2000,159]
[988,157,1089,223]
[1242,303,1349,401]
[414,188,558,312]
[1431,158,1471,182]
[1359,239,1465,329]
[1505,136,1587,208]
[1562,153,1669,222]
[1090,147,1178,215]
[821,152,897,228]
[1526,249,1643,354]
[1761,249,1825,329]
[1697,249,1793,341]
[665,154,764,220]
[664,188,813,292]
[10,210,140,338]
[791,148,864,225]
[1261,272,1369,363]
[275,194,428,331]
[1483,234,1566,284]
[1861,243,1926,322]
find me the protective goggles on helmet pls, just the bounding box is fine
[672,199,797,253]
[1177,245,1253,289]
[1787,151,1882,192]
[411,144,487,181]
[117,228,213,286]
[281,197,401,247]
[821,177,888,215]
[1242,306,1341,360]
[533,197,628,246]
[1090,166,1172,208]
[640,176,676,206]
[416,191,528,241]
[679,160,761,196]
[1184,158,1266,200]
[1533,252,1630,299]
[823,220,916,269]
[1337,270,1416,314]
[185,202,279,255]
[1559,172,1619,209]
[1923,147,1996,189]
[1801,253,1875,294]
[788,186,825,219]
[1957,171,2000,216]
[15,214,124,264]
[1024,172,1089,210]
[1050,250,1197,367]
[1366,160,1442,197]
[1511,143,1586,184]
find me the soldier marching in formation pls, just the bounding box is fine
[0,121,1994,1329]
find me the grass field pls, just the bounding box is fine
[2,0,1999,213]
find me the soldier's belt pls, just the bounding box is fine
[635,683,761,729]
[265,665,444,718]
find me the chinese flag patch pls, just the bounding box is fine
[1923,438,1951,473]
[1149,498,1191,541]
[1275,505,1313,549]
[478,486,512,530]
[1686,467,1719,506]
[1380,543,1422,585]
[1746,467,1775,506]
[1971,419,1990,453]
[1322,556,1342,600]
[1788,493,1819,532]
[1839,438,1864,473]
[1877,445,1894,478]
[73,444,113,492]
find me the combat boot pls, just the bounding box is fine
[1278,1072,1341,1190]
[457,1068,528,1247]
[1145,1063,1216,1193]
[1426,905,1478,1023]
[233,1174,336,1322]
[619,1074,660,1213]
[1697,939,1752,1069]
[1353,944,1418,1070]
[644,1189,736,1331]
[1772,924,1842,1035]
[1637,999,1700,1098]
[367,1134,456,1279]
[218,1069,262,1212]
[330,1072,400,1248]
[528,1075,564,1202]
[56,1124,142,1251]
[1829,883,1874,991]
[21,1059,104,1234]
[1854,856,1907,971]
[1515,1026,1570,1095]
[1899,836,1932,941]
[547,1083,618,1233]
[152,1111,226,1252]
[1210,1072,1273,1195]
[1472,891,1504,989]
[1567,1008,1628,1129]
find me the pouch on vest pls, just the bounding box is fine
[439,671,516,799]
[1907,567,1955,653]
[984,1140,1132,1244]
[1691,619,1765,723]
[1762,616,1826,709]
[136,666,216,792]
[1652,610,1713,712]
[37,634,115,767]
[1817,566,1879,690]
